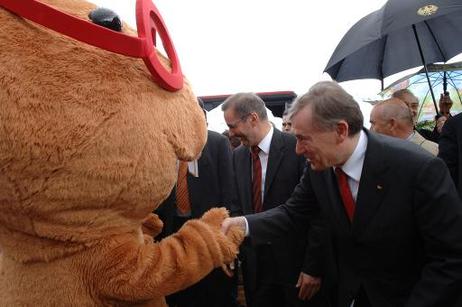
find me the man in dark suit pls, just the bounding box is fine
[222,93,321,307]
[439,112,462,198]
[223,81,462,307]
[156,126,238,307]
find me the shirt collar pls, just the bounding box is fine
[257,125,274,155]
[406,131,415,141]
[338,130,367,182]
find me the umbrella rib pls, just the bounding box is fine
[447,76,462,104]
[379,34,389,82]
[412,24,439,114]
[424,21,447,62]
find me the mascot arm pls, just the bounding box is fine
[93,208,243,301]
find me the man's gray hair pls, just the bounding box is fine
[221,93,268,120]
[289,81,363,136]
[392,89,418,102]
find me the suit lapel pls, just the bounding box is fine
[351,131,389,237]
[264,129,285,200]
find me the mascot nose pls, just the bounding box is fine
[89,7,122,32]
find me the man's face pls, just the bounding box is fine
[223,108,256,147]
[292,106,342,171]
[400,93,419,121]
[369,105,392,136]
[282,115,292,132]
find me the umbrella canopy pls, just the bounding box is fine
[324,0,462,84]
[380,62,462,121]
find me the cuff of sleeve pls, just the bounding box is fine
[244,217,249,237]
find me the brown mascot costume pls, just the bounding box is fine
[0,0,243,305]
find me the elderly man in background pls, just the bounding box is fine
[392,89,420,124]
[369,98,439,155]
[393,89,454,143]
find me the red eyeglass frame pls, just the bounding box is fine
[0,0,183,91]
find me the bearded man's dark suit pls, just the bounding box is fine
[246,130,462,307]
[232,128,314,307]
[155,130,237,307]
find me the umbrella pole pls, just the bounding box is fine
[443,71,447,94]
[412,24,439,114]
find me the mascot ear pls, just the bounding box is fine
[88,8,122,32]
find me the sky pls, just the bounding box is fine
[89,0,388,97]
[88,0,461,128]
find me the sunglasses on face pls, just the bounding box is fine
[0,0,183,92]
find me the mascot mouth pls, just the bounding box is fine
[0,0,183,91]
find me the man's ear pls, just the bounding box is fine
[249,112,259,126]
[388,118,397,131]
[336,120,349,141]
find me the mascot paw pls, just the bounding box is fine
[200,207,244,247]
[199,208,244,265]
[142,213,164,239]
[200,207,229,228]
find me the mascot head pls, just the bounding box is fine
[0,0,207,261]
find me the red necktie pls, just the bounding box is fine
[335,168,355,222]
[251,146,263,213]
[176,161,191,214]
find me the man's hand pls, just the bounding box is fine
[221,216,246,235]
[219,216,246,277]
[296,272,321,300]
[439,93,453,117]
[436,115,448,134]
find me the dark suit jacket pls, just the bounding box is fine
[247,130,462,307]
[232,128,307,291]
[156,130,235,236]
[439,113,462,198]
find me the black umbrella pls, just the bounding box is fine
[324,0,462,113]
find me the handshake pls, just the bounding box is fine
[219,216,246,277]
[221,216,247,236]
[220,215,322,300]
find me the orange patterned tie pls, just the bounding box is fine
[176,161,191,214]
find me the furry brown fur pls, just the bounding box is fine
[0,0,243,305]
